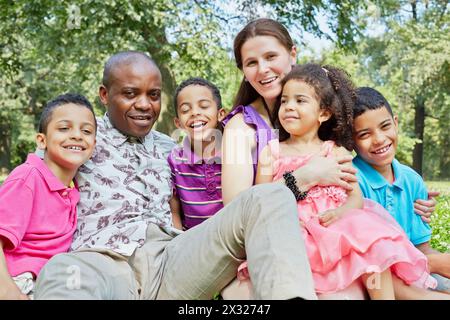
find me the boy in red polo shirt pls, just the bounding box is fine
[0,93,96,299]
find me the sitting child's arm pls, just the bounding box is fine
[319,146,364,227]
[167,153,183,230]
[416,241,450,278]
[169,195,183,230]
[0,238,28,300]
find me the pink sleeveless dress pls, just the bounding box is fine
[238,140,436,294]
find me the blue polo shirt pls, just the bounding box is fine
[353,156,431,245]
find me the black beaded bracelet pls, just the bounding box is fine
[282,171,308,201]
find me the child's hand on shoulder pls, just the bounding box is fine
[319,209,342,227]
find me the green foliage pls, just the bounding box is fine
[427,181,450,253]
[248,0,367,49]
[0,0,373,174]
[318,2,449,179]
[431,198,450,253]
[0,0,448,180]
[360,3,450,179]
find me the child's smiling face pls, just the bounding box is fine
[174,85,225,144]
[279,79,330,139]
[353,107,398,172]
[37,103,96,171]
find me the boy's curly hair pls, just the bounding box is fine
[275,63,356,151]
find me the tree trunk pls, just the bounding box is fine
[146,31,178,137]
[439,129,450,179]
[0,119,11,175]
[411,1,417,21]
[154,62,177,136]
[412,95,425,176]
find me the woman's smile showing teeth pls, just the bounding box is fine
[259,76,277,85]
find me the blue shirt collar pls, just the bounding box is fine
[391,159,405,190]
[354,156,404,190]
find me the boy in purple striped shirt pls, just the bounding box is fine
[168,78,226,230]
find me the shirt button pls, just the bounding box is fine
[62,191,68,196]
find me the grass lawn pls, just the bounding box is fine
[426,181,450,253]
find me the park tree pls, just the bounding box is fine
[360,0,449,178]
[0,0,237,171]
[3,0,447,179]
[0,0,375,173]
[291,0,449,179]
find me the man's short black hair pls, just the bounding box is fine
[173,77,222,116]
[354,87,394,118]
[102,51,157,89]
[39,93,96,133]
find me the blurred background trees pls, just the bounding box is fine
[0,0,448,180]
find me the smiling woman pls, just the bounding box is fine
[221,18,297,205]
[221,18,358,206]
[219,18,365,300]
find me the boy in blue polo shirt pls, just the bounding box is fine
[352,87,449,292]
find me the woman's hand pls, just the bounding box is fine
[414,191,440,223]
[294,147,357,192]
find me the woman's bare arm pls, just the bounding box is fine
[221,114,257,205]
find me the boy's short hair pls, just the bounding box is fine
[39,93,96,134]
[173,77,222,116]
[354,87,393,118]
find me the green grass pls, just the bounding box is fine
[427,181,450,253]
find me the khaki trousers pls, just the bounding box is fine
[35,184,317,300]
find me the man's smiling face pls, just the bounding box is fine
[100,58,162,138]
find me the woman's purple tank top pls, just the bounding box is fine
[221,105,276,182]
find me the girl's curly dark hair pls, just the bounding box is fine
[274,63,356,151]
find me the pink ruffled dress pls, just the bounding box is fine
[238,140,436,294]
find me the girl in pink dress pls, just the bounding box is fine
[238,63,449,299]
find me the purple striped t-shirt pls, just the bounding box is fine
[167,139,223,230]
